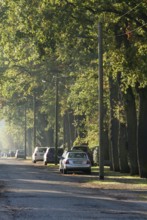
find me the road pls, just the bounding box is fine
[0,158,147,220]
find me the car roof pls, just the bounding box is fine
[35,147,47,151]
[36,147,47,149]
[67,150,87,153]
[72,145,88,148]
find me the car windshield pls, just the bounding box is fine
[58,149,63,154]
[38,148,47,152]
[49,148,54,153]
[68,152,87,159]
[72,146,88,152]
[17,150,24,154]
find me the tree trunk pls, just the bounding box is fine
[103,129,110,166]
[124,87,138,175]
[109,76,120,171]
[138,87,147,178]
[27,128,33,156]
[118,122,130,173]
[48,128,54,146]
[63,110,76,149]
[63,111,72,149]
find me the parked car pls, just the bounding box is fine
[43,147,64,165]
[15,149,25,159]
[8,150,15,157]
[71,145,94,165]
[59,150,91,174]
[32,147,47,163]
[1,152,8,158]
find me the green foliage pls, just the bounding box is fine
[0,0,146,148]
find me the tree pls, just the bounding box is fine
[137,87,147,177]
[0,0,147,177]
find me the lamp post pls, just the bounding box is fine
[33,93,36,150]
[24,103,27,159]
[98,22,104,180]
[55,75,58,165]
[42,76,59,164]
[54,74,70,164]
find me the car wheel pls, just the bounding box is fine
[85,169,91,175]
[59,169,63,173]
[63,169,67,174]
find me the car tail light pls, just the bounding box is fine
[87,160,91,164]
[65,159,69,164]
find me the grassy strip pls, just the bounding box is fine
[91,166,147,188]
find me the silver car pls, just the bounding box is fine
[59,151,91,174]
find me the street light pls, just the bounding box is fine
[42,75,70,165]
[98,22,104,180]
[55,75,58,165]
[33,93,37,150]
[41,76,59,165]
[54,74,71,165]
[24,103,27,159]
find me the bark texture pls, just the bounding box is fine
[137,87,147,178]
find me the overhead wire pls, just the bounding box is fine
[104,2,146,39]
[116,22,147,37]
[117,2,142,21]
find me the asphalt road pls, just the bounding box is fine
[0,158,147,220]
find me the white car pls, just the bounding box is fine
[59,151,91,174]
[32,147,47,163]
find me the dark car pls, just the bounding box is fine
[43,147,64,165]
[15,149,25,159]
[71,145,94,165]
[8,150,15,157]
